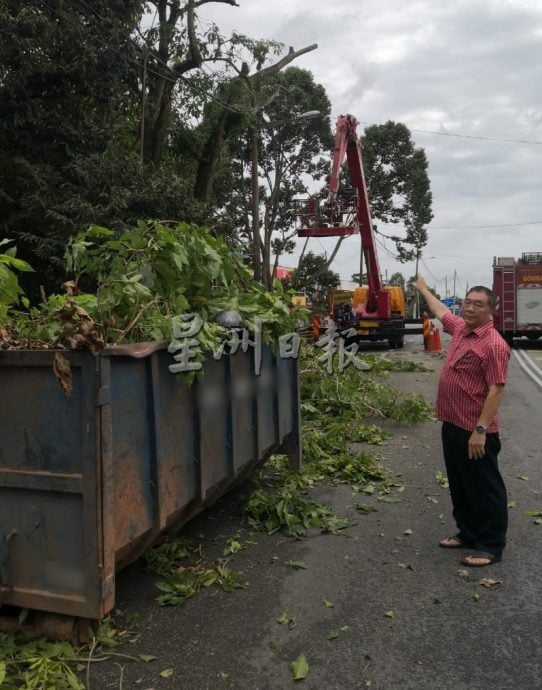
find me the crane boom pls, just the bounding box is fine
[297,113,390,317]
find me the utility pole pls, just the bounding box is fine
[250,123,262,283]
[452,269,457,313]
[445,275,448,299]
[139,52,148,165]
[413,251,420,318]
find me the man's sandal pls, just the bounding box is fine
[461,552,501,567]
[438,536,470,549]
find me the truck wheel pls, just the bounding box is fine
[526,334,540,342]
[388,337,404,349]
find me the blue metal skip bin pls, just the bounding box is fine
[0,344,301,619]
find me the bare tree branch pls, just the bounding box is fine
[247,44,318,82]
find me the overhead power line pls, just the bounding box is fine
[359,121,542,146]
[430,220,542,229]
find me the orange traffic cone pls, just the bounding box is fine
[433,323,442,351]
[422,312,430,350]
[426,321,442,352]
[312,314,321,342]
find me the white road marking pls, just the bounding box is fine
[513,348,542,388]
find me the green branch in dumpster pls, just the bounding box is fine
[1,222,305,394]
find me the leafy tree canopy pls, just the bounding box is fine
[361,121,433,262]
[289,252,340,313]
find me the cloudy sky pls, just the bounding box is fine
[200,0,542,295]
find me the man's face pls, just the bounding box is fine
[462,290,492,330]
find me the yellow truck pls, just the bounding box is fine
[329,285,410,348]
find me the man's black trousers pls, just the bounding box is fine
[441,422,508,558]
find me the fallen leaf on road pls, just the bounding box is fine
[355,503,377,514]
[472,593,480,602]
[290,654,309,680]
[457,569,470,580]
[285,560,308,570]
[384,610,395,618]
[479,578,502,589]
[327,630,339,640]
[403,529,413,536]
[160,669,173,678]
[517,476,529,481]
[398,563,414,571]
[323,599,334,608]
[277,612,295,628]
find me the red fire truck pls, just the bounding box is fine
[492,252,542,344]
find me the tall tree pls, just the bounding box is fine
[0,0,145,289]
[361,121,433,262]
[389,272,405,287]
[138,0,240,167]
[290,252,340,313]
[209,66,332,287]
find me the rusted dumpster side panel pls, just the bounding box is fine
[0,345,301,619]
[229,351,257,473]
[276,353,302,471]
[256,347,278,457]
[0,351,102,618]
[149,351,198,530]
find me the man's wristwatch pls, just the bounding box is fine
[475,424,487,434]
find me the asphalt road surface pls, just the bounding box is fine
[90,335,542,690]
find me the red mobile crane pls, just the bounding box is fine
[296,114,408,347]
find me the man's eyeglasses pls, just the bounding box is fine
[463,298,489,309]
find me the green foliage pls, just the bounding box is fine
[290,252,340,314]
[144,536,193,578]
[210,67,333,284]
[144,535,248,606]
[244,475,349,537]
[63,220,298,349]
[389,272,406,287]
[361,121,433,262]
[0,240,33,325]
[156,563,248,606]
[243,347,434,534]
[0,617,129,689]
[0,0,146,291]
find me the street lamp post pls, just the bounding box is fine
[251,110,322,285]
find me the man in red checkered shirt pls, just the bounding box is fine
[413,274,510,567]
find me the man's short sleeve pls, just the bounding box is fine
[482,336,510,386]
[441,311,463,335]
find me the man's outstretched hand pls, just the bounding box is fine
[411,274,428,294]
